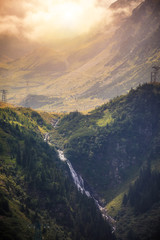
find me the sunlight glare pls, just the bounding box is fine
[22,0,109,42]
[54,2,83,29]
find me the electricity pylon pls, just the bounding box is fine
[151,65,160,82]
[1,89,7,102]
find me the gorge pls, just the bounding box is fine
[0,0,160,239]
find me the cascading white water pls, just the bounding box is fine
[57,150,90,197]
[57,150,116,226]
[44,128,115,231]
[57,150,116,232]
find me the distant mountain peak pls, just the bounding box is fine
[110,0,143,9]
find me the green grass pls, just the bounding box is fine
[0,103,115,240]
[50,83,160,240]
[96,110,114,127]
[105,164,141,217]
[107,192,124,217]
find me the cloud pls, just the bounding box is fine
[0,0,115,43]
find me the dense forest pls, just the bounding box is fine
[1,83,160,240]
[52,83,160,195]
[123,165,160,214]
[0,106,114,240]
[50,83,160,240]
[116,164,160,240]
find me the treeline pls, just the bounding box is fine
[123,165,160,214]
[0,106,115,240]
[52,83,160,240]
[55,83,160,195]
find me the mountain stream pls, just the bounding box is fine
[57,150,115,231]
[44,125,115,231]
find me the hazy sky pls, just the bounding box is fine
[0,0,116,44]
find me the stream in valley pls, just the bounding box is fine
[44,127,115,232]
[57,150,115,232]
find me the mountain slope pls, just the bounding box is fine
[1,0,160,111]
[51,83,160,239]
[0,104,114,240]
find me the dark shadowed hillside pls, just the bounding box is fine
[0,104,114,240]
[51,83,160,240]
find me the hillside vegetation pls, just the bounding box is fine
[0,105,114,240]
[51,83,160,240]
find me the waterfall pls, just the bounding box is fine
[57,150,90,197]
[44,130,115,231]
[57,149,116,232]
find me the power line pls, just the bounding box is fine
[0,89,7,102]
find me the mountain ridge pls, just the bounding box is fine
[0,104,114,240]
[1,0,160,111]
[50,82,160,239]
[0,83,160,240]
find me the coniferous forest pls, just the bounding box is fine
[0,106,114,240]
[1,0,160,239]
[1,83,160,239]
[49,83,160,240]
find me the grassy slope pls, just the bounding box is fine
[1,0,160,112]
[0,104,114,240]
[0,105,64,239]
[51,83,160,240]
